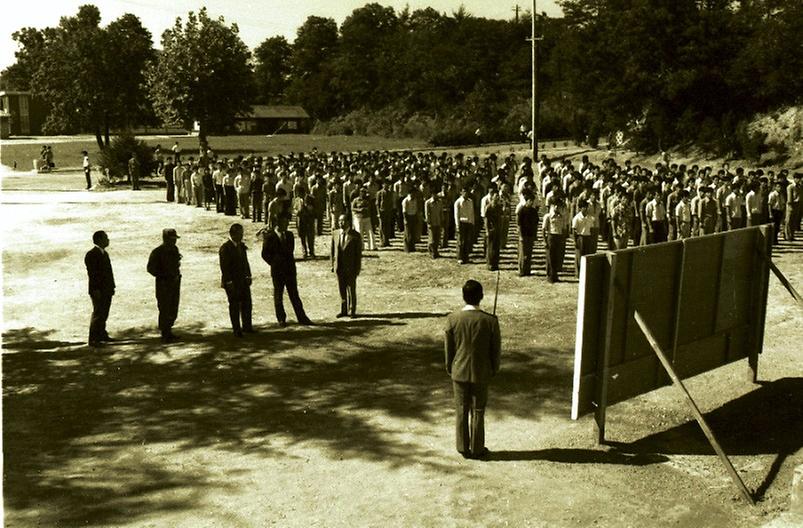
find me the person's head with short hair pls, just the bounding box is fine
[338,213,349,231]
[462,279,483,306]
[93,230,109,248]
[229,223,244,243]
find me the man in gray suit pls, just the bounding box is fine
[331,213,362,317]
[444,279,501,460]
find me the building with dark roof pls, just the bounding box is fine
[233,105,312,134]
[0,91,47,136]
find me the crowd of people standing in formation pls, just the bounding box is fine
[152,146,803,282]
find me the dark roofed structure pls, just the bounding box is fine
[233,105,312,134]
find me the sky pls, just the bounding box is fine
[1,0,563,70]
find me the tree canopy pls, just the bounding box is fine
[147,7,252,143]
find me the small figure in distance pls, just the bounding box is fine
[219,223,253,337]
[82,150,92,189]
[260,214,312,327]
[85,230,115,347]
[444,279,501,460]
[331,213,362,318]
[147,228,182,342]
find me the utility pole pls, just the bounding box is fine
[513,4,520,23]
[530,0,541,162]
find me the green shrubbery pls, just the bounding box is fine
[98,133,157,179]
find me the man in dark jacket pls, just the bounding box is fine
[84,230,115,346]
[444,280,501,460]
[219,223,253,337]
[331,214,362,317]
[261,214,312,327]
[147,228,182,342]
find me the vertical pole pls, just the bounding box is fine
[531,0,538,162]
[634,310,755,506]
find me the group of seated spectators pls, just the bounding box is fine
[153,146,802,281]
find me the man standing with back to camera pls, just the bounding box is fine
[147,228,182,342]
[444,279,501,460]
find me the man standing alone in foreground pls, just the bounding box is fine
[444,280,501,460]
[219,223,253,337]
[147,228,182,342]
[85,230,115,346]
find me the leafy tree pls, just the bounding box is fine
[253,36,292,104]
[0,27,45,91]
[3,5,154,149]
[148,7,253,143]
[286,16,339,119]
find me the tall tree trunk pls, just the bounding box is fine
[104,118,110,147]
[95,128,104,151]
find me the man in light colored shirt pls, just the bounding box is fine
[768,180,785,244]
[454,187,475,264]
[424,191,444,259]
[725,185,745,230]
[645,190,667,243]
[745,183,761,227]
[572,199,595,278]
[543,202,568,283]
[675,190,692,239]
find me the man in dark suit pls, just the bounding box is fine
[444,279,501,460]
[261,214,312,327]
[147,228,182,342]
[331,213,362,317]
[84,230,115,347]
[219,223,253,337]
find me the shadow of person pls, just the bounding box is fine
[487,447,669,465]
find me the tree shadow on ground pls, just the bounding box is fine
[2,327,84,351]
[608,377,803,499]
[3,321,573,526]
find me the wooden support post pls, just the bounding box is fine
[769,260,803,307]
[634,310,755,506]
[594,253,617,445]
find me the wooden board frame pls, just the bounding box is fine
[572,225,773,423]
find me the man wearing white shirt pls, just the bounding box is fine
[725,185,745,230]
[645,190,667,243]
[572,199,595,278]
[675,190,693,239]
[454,187,475,264]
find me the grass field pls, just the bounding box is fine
[0,134,433,171]
[2,156,802,527]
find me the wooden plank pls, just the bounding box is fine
[634,310,755,506]
[594,252,618,443]
[748,225,772,381]
[673,334,729,378]
[678,236,723,344]
[572,254,605,419]
[769,260,803,307]
[716,229,756,331]
[607,251,632,367]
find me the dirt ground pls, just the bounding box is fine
[2,163,802,527]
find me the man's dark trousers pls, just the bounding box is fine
[337,272,357,314]
[272,274,306,323]
[225,284,252,334]
[89,291,112,343]
[452,381,488,455]
[156,277,180,337]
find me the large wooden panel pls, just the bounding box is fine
[571,227,770,420]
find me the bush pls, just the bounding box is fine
[98,133,158,180]
[735,121,767,162]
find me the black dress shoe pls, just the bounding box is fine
[88,340,103,347]
[100,336,115,342]
[243,328,256,334]
[278,321,287,328]
[471,448,491,460]
[234,330,244,338]
[336,312,348,318]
